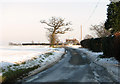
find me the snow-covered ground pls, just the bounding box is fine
[1,45,119,82]
[71,46,120,82]
[66,45,81,48]
[0,46,51,66]
[0,46,65,77]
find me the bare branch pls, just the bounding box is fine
[90,22,111,37]
[40,17,72,47]
[55,31,65,34]
[44,28,54,32]
[40,20,55,27]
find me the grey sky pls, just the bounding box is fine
[0,0,110,45]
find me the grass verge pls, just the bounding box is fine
[1,52,53,84]
[2,65,40,84]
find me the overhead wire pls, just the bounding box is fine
[84,0,101,24]
[81,0,101,40]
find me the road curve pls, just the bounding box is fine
[20,47,117,83]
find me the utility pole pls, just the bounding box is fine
[81,25,82,41]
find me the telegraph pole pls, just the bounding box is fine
[81,25,82,41]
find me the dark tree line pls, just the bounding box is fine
[105,1,120,33]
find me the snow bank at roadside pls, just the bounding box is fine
[78,48,120,82]
[0,46,65,77]
[27,48,65,77]
[40,48,65,66]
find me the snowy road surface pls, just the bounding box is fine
[21,47,118,83]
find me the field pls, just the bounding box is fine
[0,45,65,83]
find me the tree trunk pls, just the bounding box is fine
[50,33,55,47]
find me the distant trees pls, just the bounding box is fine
[105,1,120,33]
[84,34,93,39]
[90,22,111,38]
[40,17,72,47]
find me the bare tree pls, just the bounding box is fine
[47,33,59,44]
[90,22,111,38]
[40,17,72,47]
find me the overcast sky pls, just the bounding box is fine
[0,0,110,45]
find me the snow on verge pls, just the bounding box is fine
[0,48,65,78]
[78,48,120,82]
[27,48,65,79]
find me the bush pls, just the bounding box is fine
[80,38,102,52]
[90,38,102,52]
[113,32,120,62]
[101,36,114,58]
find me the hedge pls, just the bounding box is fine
[80,33,120,62]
